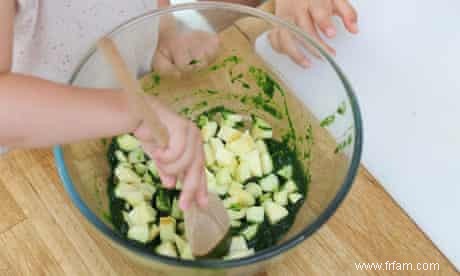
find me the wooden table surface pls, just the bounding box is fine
[0,150,456,276]
[0,3,458,276]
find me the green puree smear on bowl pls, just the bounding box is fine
[104,55,356,260]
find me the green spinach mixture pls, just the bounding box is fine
[105,55,315,260]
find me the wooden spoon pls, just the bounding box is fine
[97,37,230,257]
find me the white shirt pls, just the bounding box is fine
[2,0,159,154]
[13,0,158,83]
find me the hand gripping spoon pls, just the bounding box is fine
[97,37,230,257]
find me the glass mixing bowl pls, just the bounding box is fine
[53,2,362,275]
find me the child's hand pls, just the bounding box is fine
[152,19,220,76]
[269,0,358,67]
[133,96,207,210]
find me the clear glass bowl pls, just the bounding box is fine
[53,2,362,275]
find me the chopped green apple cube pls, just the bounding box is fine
[201,121,218,142]
[288,193,303,204]
[206,169,220,195]
[235,160,252,183]
[260,174,280,192]
[234,190,256,207]
[277,165,293,179]
[246,206,264,223]
[251,117,273,139]
[228,182,244,196]
[255,140,269,154]
[171,198,183,220]
[128,148,145,164]
[226,131,256,156]
[134,163,147,175]
[282,180,298,193]
[150,224,160,240]
[241,224,258,240]
[224,248,255,260]
[223,197,238,209]
[245,182,263,198]
[209,137,224,152]
[127,224,151,243]
[216,168,233,186]
[264,201,289,225]
[114,183,145,206]
[274,190,288,206]
[126,202,157,226]
[204,143,215,166]
[197,115,209,128]
[155,241,177,258]
[260,151,274,175]
[133,182,156,200]
[143,173,154,184]
[241,149,263,177]
[229,236,248,253]
[115,150,127,162]
[159,216,176,242]
[259,193,273,204]
[117,134,140,151]
[231,220,242,228]
[217,125,242,143]
[222,112,244,128]
[146,160,159,178]
[228,209,246,220]
[174,235,194,260]
[115,166,141,183]
[215,147,237,168]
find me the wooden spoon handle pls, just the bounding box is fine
[97,37,170,148]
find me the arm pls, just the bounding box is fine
[2,0,208,209]
[0,0,137,148]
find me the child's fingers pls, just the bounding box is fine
[202,34,220,62]
[157,165,177,189]
[172,47,194,72]
[152,50,181,77]
[179,152,204,210]
[268,29,283,53]
[279,28,311,68]
[188,47,207,70]
[333,0,359,34]
[155,125,199,175]
[195,168,208,208]
[140,142,158,159]
[296,14,336,56]
[310,0,336,38]
[153,123,188,163]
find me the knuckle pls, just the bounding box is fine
[312,8,330,22]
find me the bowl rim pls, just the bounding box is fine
[54,2,363,269]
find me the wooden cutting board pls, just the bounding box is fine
[0,3,456,276]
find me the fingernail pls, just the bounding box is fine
[326,27,336,38]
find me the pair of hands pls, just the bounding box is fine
[135,0,358,211]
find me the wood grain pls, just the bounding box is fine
[0,149,456,275]
[0,2,457,275]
